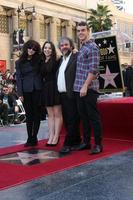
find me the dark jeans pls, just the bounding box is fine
[75,89,102,146]
[0,103,8,123]
[23,90,41,141]
[124,89,133,97]
[60,93,81,146]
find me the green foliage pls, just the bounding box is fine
[87,4,113,32]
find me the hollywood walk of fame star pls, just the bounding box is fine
[107,44,115,54]
[100,65,118,88]
[0,150,59,165]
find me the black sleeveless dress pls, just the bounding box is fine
[41,59,61,107]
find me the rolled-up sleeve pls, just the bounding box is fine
[88,46,100,75]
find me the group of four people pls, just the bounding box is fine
[15,21,103,154]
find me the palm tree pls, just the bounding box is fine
[87,4,113,32]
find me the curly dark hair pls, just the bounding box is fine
[18,40,41,67]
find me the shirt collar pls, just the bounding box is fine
[63,52,72,60]
[81,38,94,46]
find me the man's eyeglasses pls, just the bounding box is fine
[3,89,8,92]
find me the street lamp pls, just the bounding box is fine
[16,2,36,51]
[17,3,36,17]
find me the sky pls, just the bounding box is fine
[125,0,133,14]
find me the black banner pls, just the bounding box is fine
[95,36,123,92]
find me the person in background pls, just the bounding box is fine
[57,37,81,154]
[6,72,14,84]
[7,84,21,124]
[7,84,18,100]
[0,94,8,126]
[122,63,129,96]
[73,21,103,154]
[124,58,133,96]
[15,40,43,147]
[0,85,19,125]
[41,41,62,146]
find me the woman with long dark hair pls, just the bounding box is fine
[15,40,43,147]
[41,41,62,146]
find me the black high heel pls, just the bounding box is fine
[51,136,60,146]
[45,143,53,146]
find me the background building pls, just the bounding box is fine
[0,0,133,71]
[111,0,125,11]
[100,0,133,64]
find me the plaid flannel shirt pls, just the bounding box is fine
[73,40,100,92]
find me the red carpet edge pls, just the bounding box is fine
[0,138,133,190]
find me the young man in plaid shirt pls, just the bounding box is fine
[74,21,103,154]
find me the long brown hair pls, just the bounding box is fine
[41,41,57,72]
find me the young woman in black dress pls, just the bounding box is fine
[41,41,62,146]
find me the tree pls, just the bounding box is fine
[87,4,113,32]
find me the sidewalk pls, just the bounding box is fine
[0,120,48,148]
[0,121,133,200]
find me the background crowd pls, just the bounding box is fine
[0,70,21,126]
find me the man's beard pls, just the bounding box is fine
[63,49,71,57]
